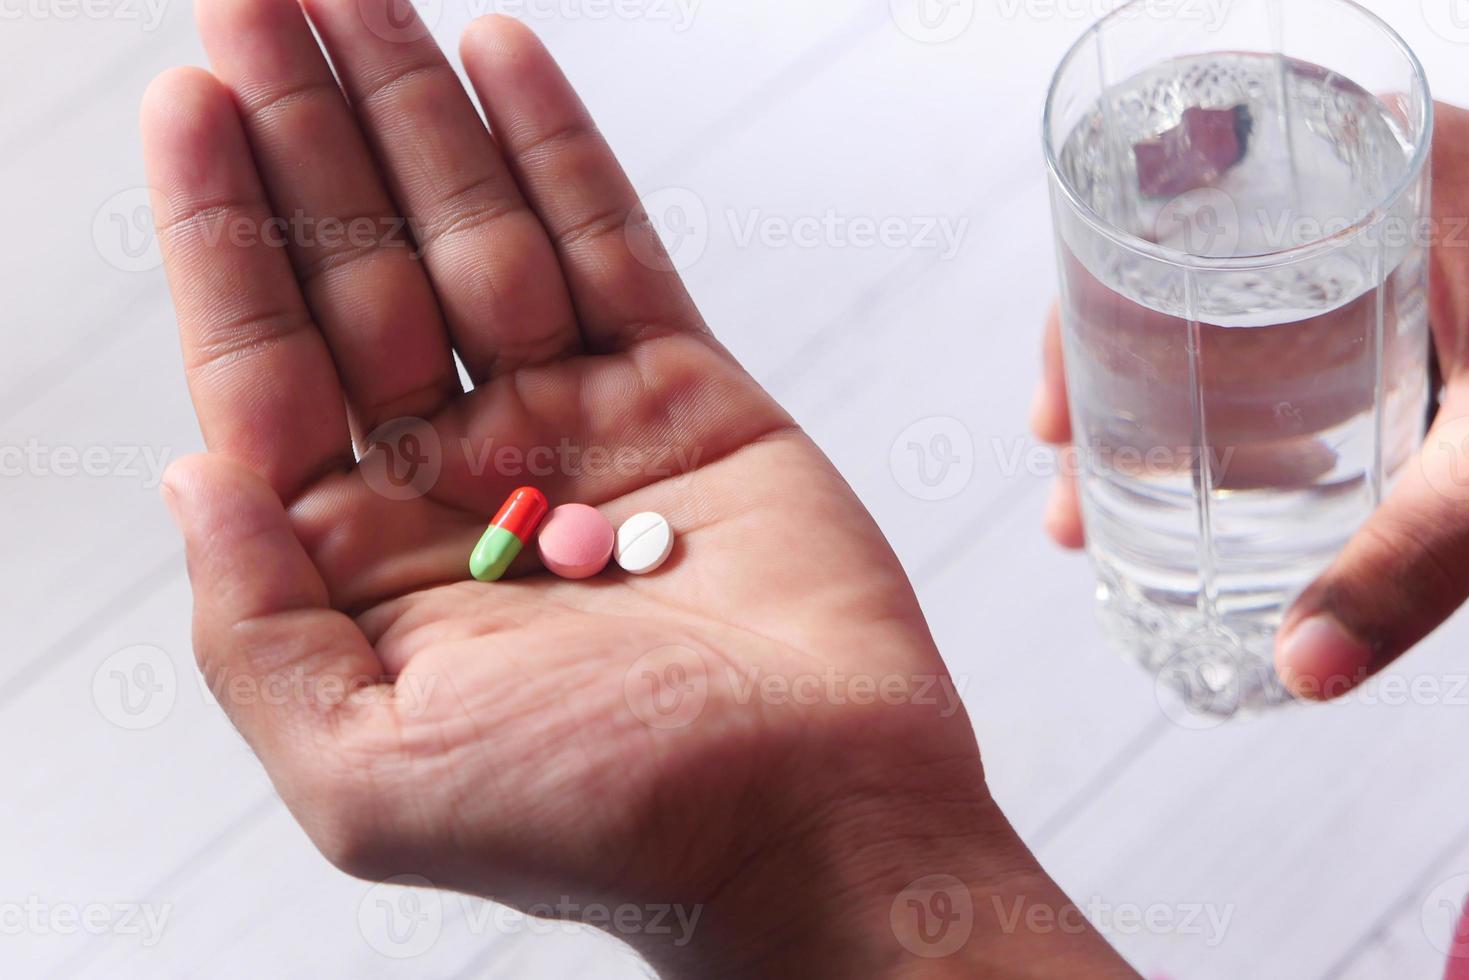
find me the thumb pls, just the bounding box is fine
[161,453,385,766]
[1275,397,1469,700]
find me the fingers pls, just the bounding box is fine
[1030,303,1072,444]
[1033,303,1084,549]
[141,67,354,500]
[459,15,707,351]
[195,0,459,436]
[301,0,580,382]
[1044,474,1085,549]
[162,453,385,778]
[1428,102,1469,378]
[1278,103,1469,701]
[1275,392,1469,700]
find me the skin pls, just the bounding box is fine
[1033,102,1469,703]
[143,1,1136,975]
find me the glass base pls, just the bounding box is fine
[1094,573,1295,724]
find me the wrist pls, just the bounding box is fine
[639,751,1134,979]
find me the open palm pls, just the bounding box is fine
[143,0,987,963]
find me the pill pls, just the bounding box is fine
[537,503,615,580]
[470,486,549,583]
[614,512,674,575]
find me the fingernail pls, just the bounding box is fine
[1276,615,1374,700]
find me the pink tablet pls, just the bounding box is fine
[537,504,615,580]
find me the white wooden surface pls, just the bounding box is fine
[5,1,1469,976]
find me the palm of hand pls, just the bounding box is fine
[142,0,975,924]
[294,335,952,905]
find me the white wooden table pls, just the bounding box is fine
[5,1,1469,976]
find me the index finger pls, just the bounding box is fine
[142,67,354,501]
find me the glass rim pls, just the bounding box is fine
[1040,0,1434,272]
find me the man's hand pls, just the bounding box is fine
[144,1,1132,975]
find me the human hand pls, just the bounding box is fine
[144,1,1132,975]
[1031,101,1469,702]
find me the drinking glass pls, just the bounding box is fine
[1042,0,1433,717]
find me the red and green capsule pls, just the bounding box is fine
[470,487,550,582]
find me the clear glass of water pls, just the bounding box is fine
[1042,0,1433,717]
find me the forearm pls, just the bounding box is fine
[638,763,1136,979]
